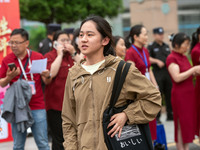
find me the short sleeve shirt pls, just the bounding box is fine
[0,50,45,110]
[147,41,170,71]
[125,45,151,75]
[44,49,74,111]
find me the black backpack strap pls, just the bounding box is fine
[20,50,32,79]
[110,62,131,107]
[109,60,125,107]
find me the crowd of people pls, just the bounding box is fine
[0,15,200,150]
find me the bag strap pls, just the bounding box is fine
[20,50,32,79]
[110,60,131,108]
[109,60,125,107]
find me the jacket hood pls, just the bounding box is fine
[69,55,121,80]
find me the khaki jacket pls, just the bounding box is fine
[62,55,161,150]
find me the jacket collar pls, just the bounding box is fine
[70,55,120,80]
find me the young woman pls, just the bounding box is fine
[113,36,126,58]
[43,30,83,150]
[191,27,200,139]
[124,25,158,141]
[61,16,161,149]
[166,33,200,150]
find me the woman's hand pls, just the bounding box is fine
[107,112,128,138]
[64,43,75,55]
[193,65,200,76]
[56,43,64,56]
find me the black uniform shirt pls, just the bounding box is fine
[38,38,53,56]
[147,41,171,71]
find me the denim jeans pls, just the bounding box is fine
[12,109,50,150]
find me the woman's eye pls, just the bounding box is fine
[88,34,93,36]
[79,34,83,37]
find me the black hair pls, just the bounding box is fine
[170,33,190,49]
[71,28,80,54]
[125,25,144,48]
[191,26,200,51]
[113,36,123,47]
[80,15,115,56]
[53,30,68,41]
[11,28,29,40]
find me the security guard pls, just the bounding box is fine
[148,27,173,122]
[39,24,61,55]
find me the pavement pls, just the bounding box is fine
[1,110,200,150]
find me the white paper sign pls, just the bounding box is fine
[29,58,47,74]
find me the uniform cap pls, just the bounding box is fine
[63,28,74,34]
[153,27,164,34]
[47,23,61,32]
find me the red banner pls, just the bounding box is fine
[0,0,20,143]
[0,0,20,64]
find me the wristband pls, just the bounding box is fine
[71,51,77,57]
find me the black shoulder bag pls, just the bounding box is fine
[102,60,154,150]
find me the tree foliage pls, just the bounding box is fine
[20,0,123,24]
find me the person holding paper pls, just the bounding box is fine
[43,30,83,150]
[0,28,50,150]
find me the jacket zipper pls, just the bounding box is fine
[90,76,97,148]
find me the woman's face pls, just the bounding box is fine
[79,21,108,57]
[115,38,126,57]
[177,40,190,54]
[134,27,148,46]
[57,34,71,46]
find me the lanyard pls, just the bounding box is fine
[132,45,148,71]
[18,49,34,81]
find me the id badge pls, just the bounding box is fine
[28,81,36,95]
[145,71,150,80]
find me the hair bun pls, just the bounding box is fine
[168,33,175,42]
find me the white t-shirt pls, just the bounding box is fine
[81,60,105,74]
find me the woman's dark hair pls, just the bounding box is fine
[170,33,190,49]
[191,26,200,51]
[71,28,80,54]
[113,36,123,47]
[125,25,144,48]
[80,15,115,56]
[53,30,68,41]
[11,28,29,40]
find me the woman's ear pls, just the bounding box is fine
[133,35,138,42]
[174,44,179,49]
[102,37,110,46]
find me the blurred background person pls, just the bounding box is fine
[191,26,200,139]
[39,24,61,56]
[43,30,83,150]
[124,24,159,142]
[64,28,74,42]
[166,33,200,150]
[147,27,173,123]
[113,36,126,58]
[71,28,81,54]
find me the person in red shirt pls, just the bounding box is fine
[167,33,200,150]
[43,30,83,150]
[191,26,200,140]
[124,25,158,142]
[0,28,50,149]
